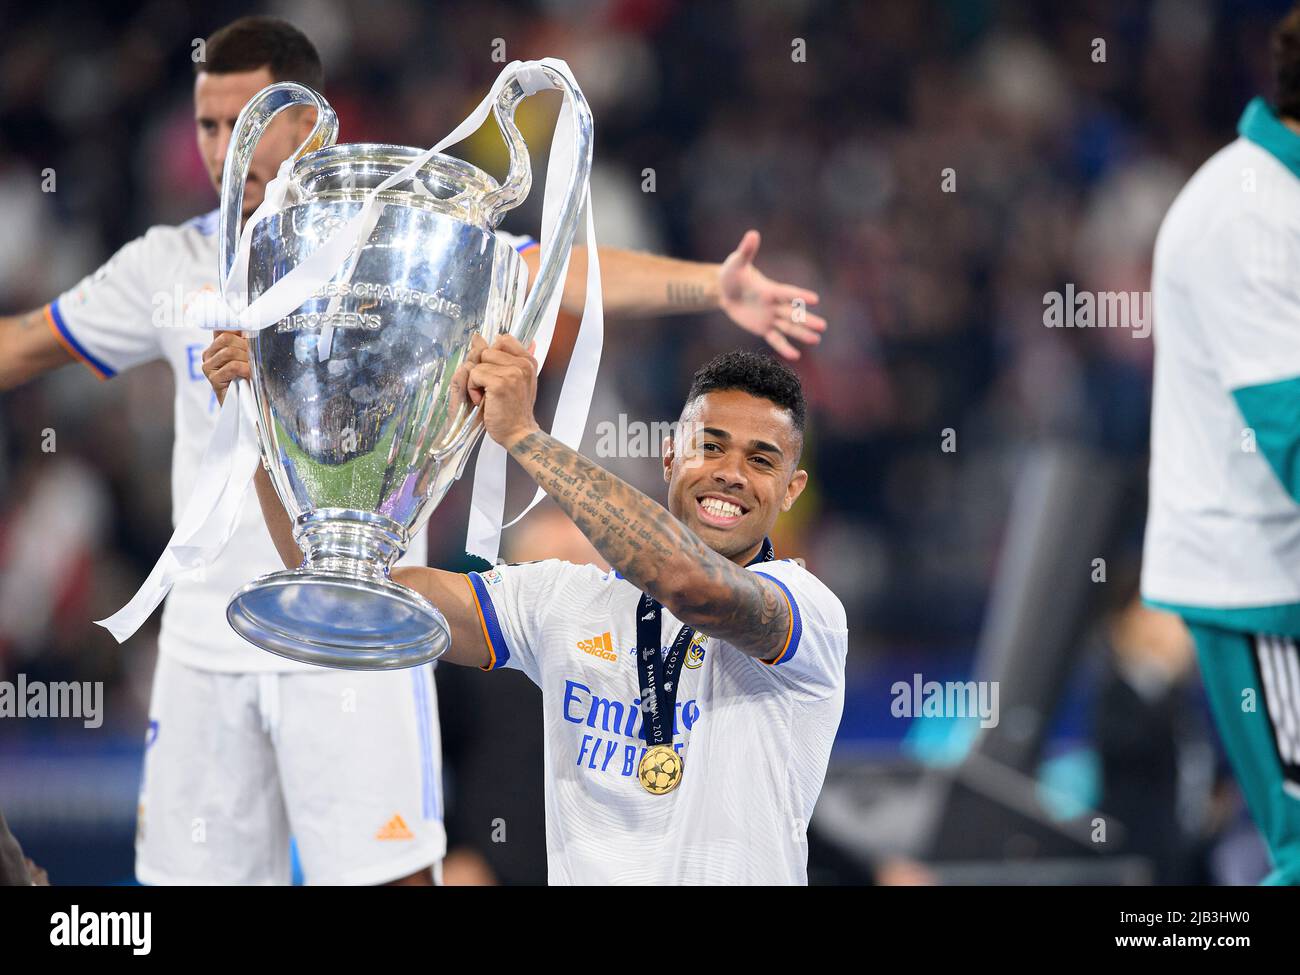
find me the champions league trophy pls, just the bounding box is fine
[216,65,592,671]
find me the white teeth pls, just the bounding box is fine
[700,498,742,519]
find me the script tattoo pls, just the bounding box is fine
[508,431,789,660]
[666,281,709,308]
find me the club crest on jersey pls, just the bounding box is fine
[684,633,707,669]
[577,631,618,661]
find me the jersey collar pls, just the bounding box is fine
[1239,96,1300,181]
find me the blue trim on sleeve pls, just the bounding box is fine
[752,570,803,665]
[515,236,537,253]
[49,298,117,379]
[469,571,513,669]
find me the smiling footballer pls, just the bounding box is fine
[205,330,848,885]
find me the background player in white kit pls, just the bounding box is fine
[210,329,847,885]
[0,17,826,884]
[1142,5,1300,886]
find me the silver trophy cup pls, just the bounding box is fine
[217,66,592,670]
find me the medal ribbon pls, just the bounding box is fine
[635,597,696,748]
[634,537,774,746]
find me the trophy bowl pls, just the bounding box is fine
[217,68,591,670]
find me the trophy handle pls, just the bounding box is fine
[479,80,533,224]
[480,64,593,347]
[218,82,339,285]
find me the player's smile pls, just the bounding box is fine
[695,492,751,529]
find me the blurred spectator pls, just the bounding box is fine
[1094,600,1223,884]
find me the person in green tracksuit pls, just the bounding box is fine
[1142,6,1300,885]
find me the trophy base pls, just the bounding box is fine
[227,570,450,671]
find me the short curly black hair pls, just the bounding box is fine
[683,349,806,435]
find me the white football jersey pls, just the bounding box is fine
[1142,121,1300,611]
[49,209,536,671]
[465,555,848,885]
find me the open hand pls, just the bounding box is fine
[718,230,826,360]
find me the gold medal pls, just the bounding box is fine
[637,744,684,795]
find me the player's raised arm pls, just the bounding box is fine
[200,330,492,668]
[0,307,78,390]
[506,430,792,662]
[468,333,803,663]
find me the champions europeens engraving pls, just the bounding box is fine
[273,282,465,332]
[215,64,594,671]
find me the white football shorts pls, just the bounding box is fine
[135,654,445,885]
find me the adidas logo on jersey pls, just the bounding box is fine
[577,632,618,661]
[376,814,414,841]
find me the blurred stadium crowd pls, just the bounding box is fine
[1,0,1295,883]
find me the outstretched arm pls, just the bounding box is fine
[0,308,77,390]
[522,230,826,360]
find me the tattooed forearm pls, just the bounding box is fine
[510,431,684,581]
[507,430,791,660]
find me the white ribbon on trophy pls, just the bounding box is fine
[97,57,602,641]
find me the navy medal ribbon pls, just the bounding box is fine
[634,536,775,746]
